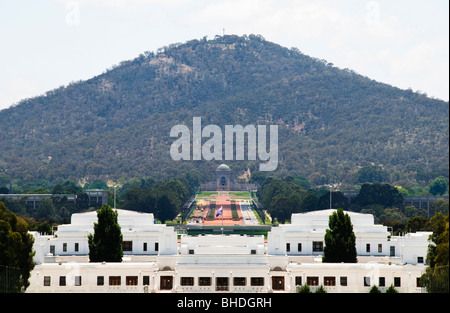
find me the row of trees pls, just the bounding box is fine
[120,174,197,222]
[256,173,449,233]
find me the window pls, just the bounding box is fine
[307,277,319,286]
[390,246,395,256]
[394,277,401,287]
[59,276,66,286]
[97,276,104,286]
[295,276,302,286]
[44,276,51,286]
[312,241,323,252]
[160,276,173,290]
[417,256,424,263]
[286,243,290,252]
[143,242,147,252]
[364,277,370,287]
[216,277,229,291]
[324,277,336,286]
[50,245,55,255]
[109,276,121,286]
[181,277,194,286]
[122,241,133,252]
[340,277,347,286]
[63,243,67,252]
[75,243,79,252]
[251,249,256,254]
[199,277,211,286]
[143,276,150,286]
[379,277,385,287]
[378,244,382,253]
[233,277,246,286]
[155,242,159,252]
[297,243,302,252]
[189,249,194,255]
[75,276,82,286]
[251,277,264,286]
[126,276,138,286]
[366,244,370,253]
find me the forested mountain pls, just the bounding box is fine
[0,34,448,187]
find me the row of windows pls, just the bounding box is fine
[43,274,421,289]
[52,241,159,254]
[43,275,151,287]
[180,277,265,287]
[286,242,393,254]
[294,276,418,288]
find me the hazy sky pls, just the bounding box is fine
[0,0,448,111]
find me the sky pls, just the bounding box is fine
[0,0,448,111]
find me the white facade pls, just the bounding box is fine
[27,209,432,293]
[267,209,431,265]
[31,209,177,264]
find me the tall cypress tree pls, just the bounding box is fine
[323,208,357,263]
[88,205,123,262]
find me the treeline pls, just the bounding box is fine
[119,173,199,223]
[256,175,449,234]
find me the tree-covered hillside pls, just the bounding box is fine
[0,34,448,186]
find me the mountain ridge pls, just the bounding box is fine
[0,34,448,186]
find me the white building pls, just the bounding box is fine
[268,209,431,265]
[27,209,432,293]
[31,209,177,264]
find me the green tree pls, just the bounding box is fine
[0,202,35,292]
[323,208,357,263]
[369,285,381,293]
[385,284,398,293]
[428,177,448,196]
[421,213,449,292]
[88,205,123,262]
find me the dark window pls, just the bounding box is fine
[324,276,336,286]
[394,277,401,287]
[97,276,104,286]
[216,277,229,291]
[379,277,385,287]
[59,276,66,286]
[295,276,302,286]
[199,277,211,286]
[251,277,264,286]
[340,277,347,286]
[126,276,138,286]
[122,241,133,252]
[181,277,194,286]
[313,241,323,252]
[109,276,121,286]
[233,277,246,286]
[307,277,319,286]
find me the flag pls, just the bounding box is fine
[215,206,223,217]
